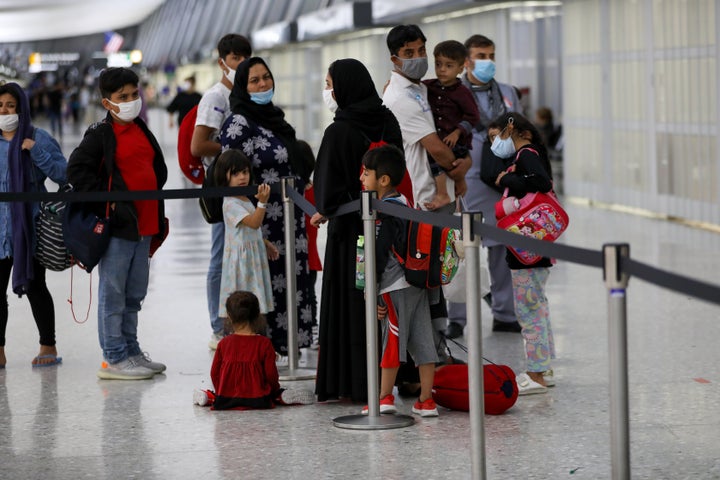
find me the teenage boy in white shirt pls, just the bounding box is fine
[190,33,251,350]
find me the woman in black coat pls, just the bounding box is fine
[312,58,403,402]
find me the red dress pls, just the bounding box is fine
[210,334,281,410]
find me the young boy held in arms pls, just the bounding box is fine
[422,40,480,210]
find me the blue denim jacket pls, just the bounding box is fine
[0,127,67,258]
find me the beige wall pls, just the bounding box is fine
[563,0,719,225]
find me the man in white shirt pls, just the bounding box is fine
[382,25,470,210]
[190,33,251,350]
[382,24,471,363]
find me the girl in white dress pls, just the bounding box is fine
[217,149,278,320]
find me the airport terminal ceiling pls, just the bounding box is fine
[0,0,507,74]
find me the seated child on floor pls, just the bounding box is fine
[193,291,314,409]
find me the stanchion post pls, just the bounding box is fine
[362,190,380,417]
[332,190,413,430]
[463,211,487,480]
[279,177,315,381]
[603,243,631,480]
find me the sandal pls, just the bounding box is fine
[516,373,547,395]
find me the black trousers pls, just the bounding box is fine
[0,257,56,347]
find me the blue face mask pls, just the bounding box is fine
[491,134,516,159]
[249,88,274,105]
[472,59,496,83]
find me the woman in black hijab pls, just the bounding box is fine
[219,57,312,357]
[312,58,403,402]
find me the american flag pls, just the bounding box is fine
[104,31,124,54]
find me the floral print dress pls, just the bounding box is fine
[219,113,313,353]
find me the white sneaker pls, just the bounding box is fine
[516,373,548,396]
[280,389,315,405]
[275,354,289,367]
[208,332,223,350]
[543,369,555,387]
[310,325,319,350]
[193,389,209,406]
[130,352,166,373]
[97,358,155,380]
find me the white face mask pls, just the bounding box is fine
[490,134,516,159]
[107,98,142,122]
[0,114,19,132]
[221,59,236,85]
[322,89,338,113]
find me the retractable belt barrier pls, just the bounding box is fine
[8,185,714,305]
[9,180,719,480]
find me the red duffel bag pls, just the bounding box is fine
[432,363,518,415]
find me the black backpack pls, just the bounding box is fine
[198,157,223,223]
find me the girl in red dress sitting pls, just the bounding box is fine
[193,291,314,409]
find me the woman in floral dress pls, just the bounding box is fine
[219,57,313,355]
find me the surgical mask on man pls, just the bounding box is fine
[0,114,19,132]
[322,89,338,113]
[250,88,274,105]
[221,59,236,85]
[472,59,496,83]
[490,133,516,159]
[107,98,142,122]
[394,56,428,81]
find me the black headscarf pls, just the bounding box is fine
[2,83,36,295]
[228,57,309,182]
[329,58,390,130]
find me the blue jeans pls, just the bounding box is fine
[207,222,224,334]
[97,236,151,364]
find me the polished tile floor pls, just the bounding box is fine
[1,110,719,479]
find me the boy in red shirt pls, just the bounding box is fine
[67,67,168,380]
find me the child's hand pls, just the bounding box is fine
[377,303,388,320]
[495,166,515,186]
[21,138,35,151]
[255,184,271,203]
[443,129,461,148]
[264,240,280,261]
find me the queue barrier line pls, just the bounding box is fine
[3,184,717,305]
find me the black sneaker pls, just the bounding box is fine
[492,319,522,333]
[444,321,464,339]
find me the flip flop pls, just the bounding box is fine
[31,354,62,368]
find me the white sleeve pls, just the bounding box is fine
[195,89,228,131]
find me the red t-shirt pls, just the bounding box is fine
[210,334,281,410]
[111,121,159,236]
